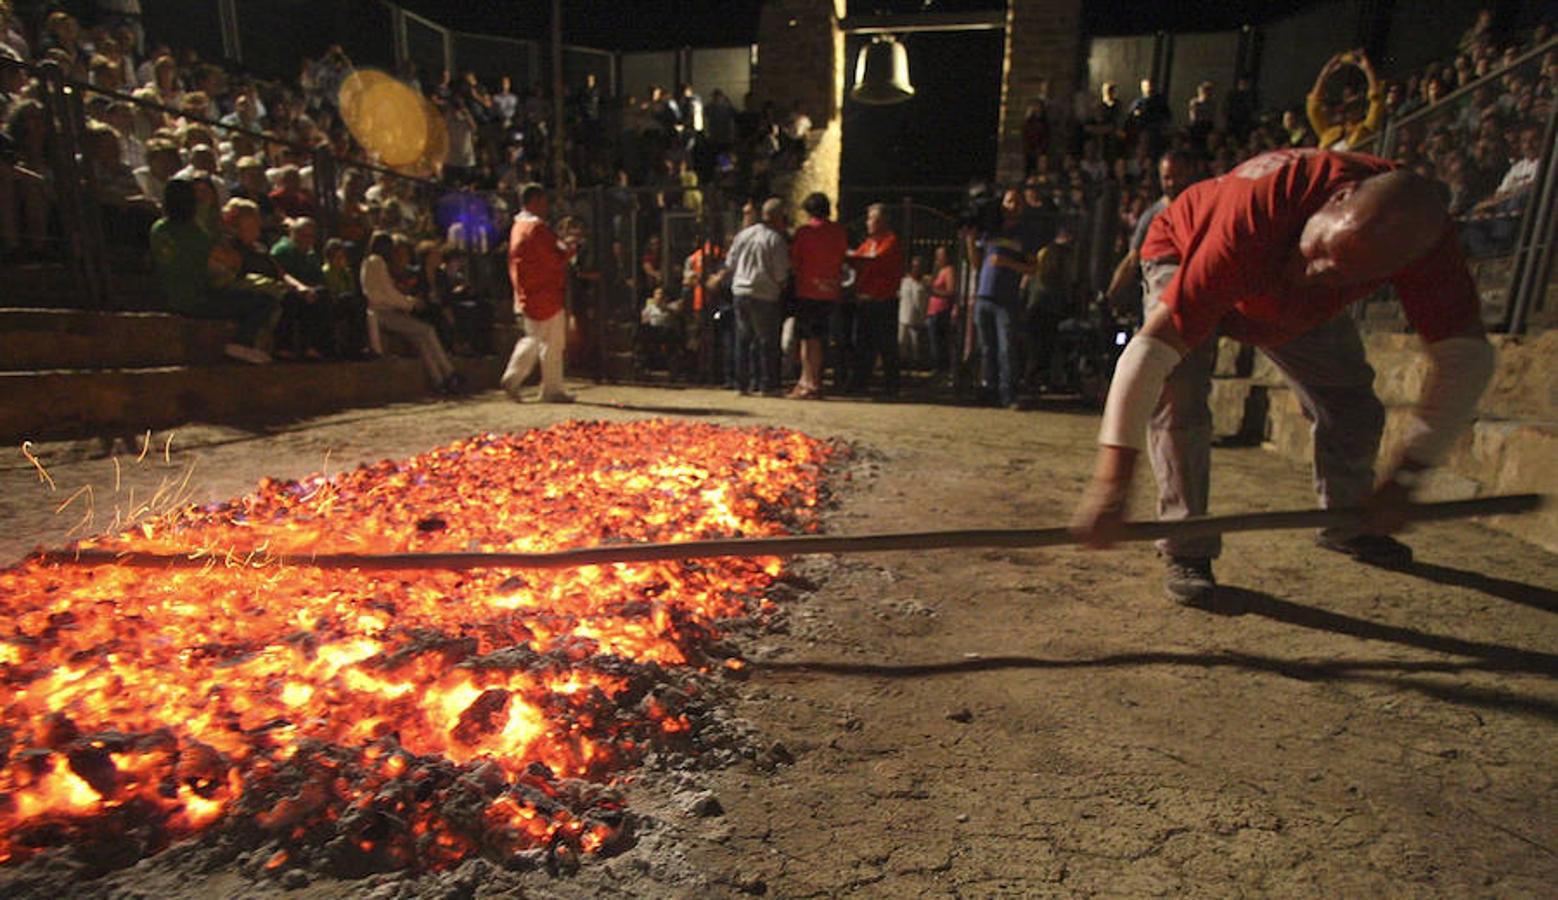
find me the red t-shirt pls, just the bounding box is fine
[790,218,849,301]
[1140,148,1479,347]
[849,231,904,301]
[508,213,570,320]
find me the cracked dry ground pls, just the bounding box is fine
[2,383,1555,898]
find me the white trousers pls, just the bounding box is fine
[501,310,566,397]
[373,308,454,385]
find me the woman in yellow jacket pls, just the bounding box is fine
[1307,50,1384,151]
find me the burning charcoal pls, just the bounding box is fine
[41,712,80,749]
[451,688,511,746]
[175,740,229,791]
[546,839,580,876]
[415,516,448,532]
[256,781,329,832]
[460,760,507,796]
[66,744,118,797]
[461,646,542,671]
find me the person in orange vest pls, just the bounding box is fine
[846,202,905,397]
[502,183,577,403]
[683,234,731,385]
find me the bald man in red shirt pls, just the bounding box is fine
[1073,149,1493,604]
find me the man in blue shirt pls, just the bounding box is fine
[967,188,1046,407]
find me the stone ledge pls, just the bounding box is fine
[0,308,233,371]
[0,355,503,443]
[1235,330,1557,421]
[1256,382,1556,552]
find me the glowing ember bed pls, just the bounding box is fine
[0,420,835,874]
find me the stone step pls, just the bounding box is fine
[0,308,233,371]
[0,355,505,443]
[1225,330,1557,421]
[5,265,163,311]
[1252,381,1557,553]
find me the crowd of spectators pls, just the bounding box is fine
[0,1,1551,397]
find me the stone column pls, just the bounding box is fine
[996,0,1085,185]
[753,0,845,209]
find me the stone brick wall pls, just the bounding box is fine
[996,0,1085,184]
[1208,331,1558,553]
[753,0,845,209]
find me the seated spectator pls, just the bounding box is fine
[638,286,687,371]
[640,233,664,297]
[83,120,158,247]
[1280,109,1311,147]
[270,216,336,358]
[1462,125,1544,257]
[359,230,460,392]
[149,179,276,363]
[335,168,371,245]
[268,164,316,218]
[229,155,281,240]
[219,198,320,360]
[2,97,50,255]
[439,245,493,356]
[0,2,28,62]
[132,137,178,208]
[413,238,458,350]
[321,237,369,358]
[174,143,228,204]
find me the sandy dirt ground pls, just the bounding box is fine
[2,380,1555,898]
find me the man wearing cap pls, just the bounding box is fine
[1073,148,1493,604]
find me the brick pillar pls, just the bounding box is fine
[996,0,1084,185]
[753,0,845,209]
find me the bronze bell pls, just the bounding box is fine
[850,35,915,105]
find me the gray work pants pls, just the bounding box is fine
[1141,260,1384,559]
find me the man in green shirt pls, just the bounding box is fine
[270,216,334,358]
[148,178,278,363]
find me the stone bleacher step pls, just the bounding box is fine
[1209,329,1558,554]
[0,355,504,443]
[0,308,234,371]
[5,265,163,311]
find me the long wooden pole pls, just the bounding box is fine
[33,495,1543,572]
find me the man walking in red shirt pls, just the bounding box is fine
[788,191,849,399]
[1073,149,1493,604]
[847,202,905,397]
[502,183,576,403]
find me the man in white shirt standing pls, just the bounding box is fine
[724,197,791,395]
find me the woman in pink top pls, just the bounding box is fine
[925,245,958,373]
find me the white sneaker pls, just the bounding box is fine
[224,343,272,364]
